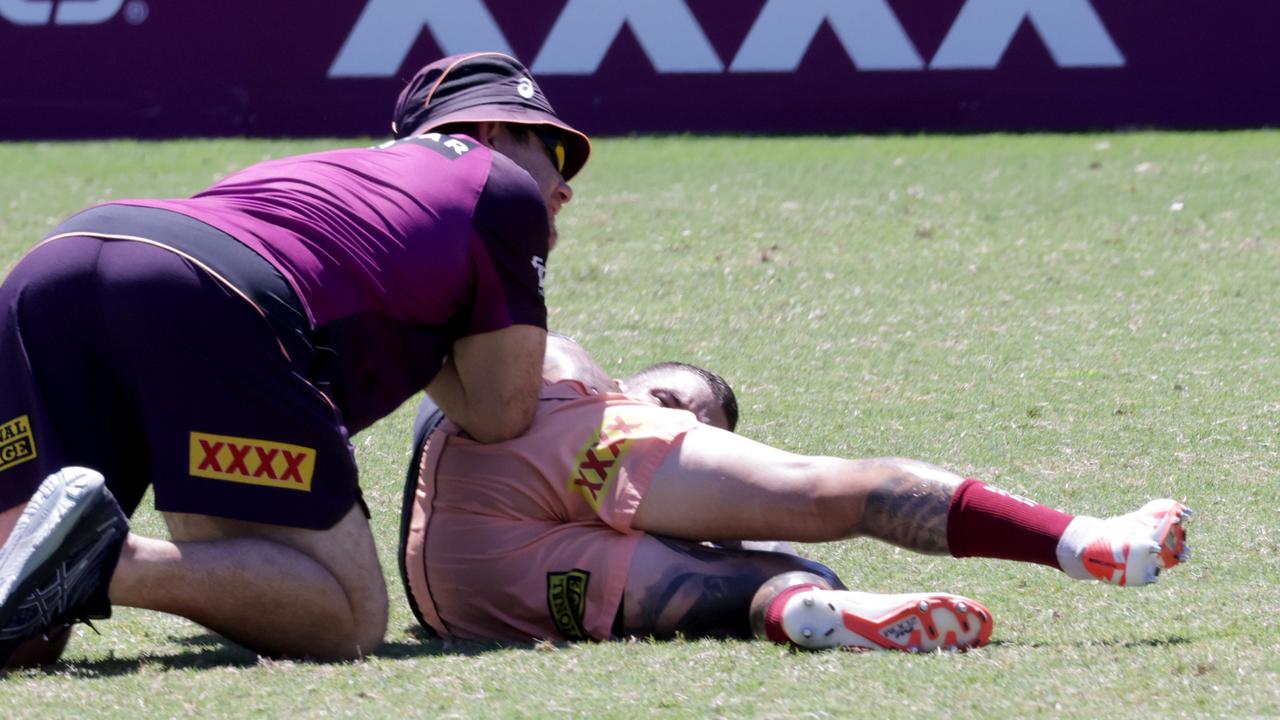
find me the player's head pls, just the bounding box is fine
[622,362,739,432]
[392,52,590,181]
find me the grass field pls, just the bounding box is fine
[1,131,1278,718]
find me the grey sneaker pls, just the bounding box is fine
[0,467,128,665]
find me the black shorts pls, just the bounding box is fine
[398,395,447,636]
[0,206,362,529]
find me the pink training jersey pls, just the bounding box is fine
[117,133,550,432]
[404,380,701,642]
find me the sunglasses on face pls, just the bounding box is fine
[533,127,566,175]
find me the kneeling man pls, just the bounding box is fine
[400,336,1191,651]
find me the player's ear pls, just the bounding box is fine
[472,122,504,147]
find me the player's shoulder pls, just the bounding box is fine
[478,151,547,218]
[472,150,550,253]
[372,131,487,164]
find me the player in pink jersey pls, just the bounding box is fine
[401,336,1192,651]
[0,53,587,664]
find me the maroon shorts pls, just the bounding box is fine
[0,210,360,529]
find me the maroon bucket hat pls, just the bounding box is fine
[392,52,591,181]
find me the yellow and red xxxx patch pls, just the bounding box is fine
[566,414,645,510]
[189,432,316,492]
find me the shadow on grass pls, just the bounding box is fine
[995,635,1193,650]
[11,627,1197,677]
[372,626,529,660]
[11,638,259,678]
[14,626,532,677]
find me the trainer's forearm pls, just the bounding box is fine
[422,361,501,440]
[425,359,535,443]
[425,360,469,427]
[426,327,545,443]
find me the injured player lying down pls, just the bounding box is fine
[399,335,1191,651]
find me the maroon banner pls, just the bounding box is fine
[2,0,1277,138]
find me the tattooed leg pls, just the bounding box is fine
[850,459,964,555]
[619,536,843,640]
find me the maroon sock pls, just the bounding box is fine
[946,479,1075,569]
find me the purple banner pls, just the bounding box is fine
[2,0,1277,138]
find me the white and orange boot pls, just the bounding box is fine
[763,586,993,652]
[1056,499,1192,587]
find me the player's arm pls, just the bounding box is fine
[427,325,546,443]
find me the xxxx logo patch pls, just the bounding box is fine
[547,570,590,641]
[565,414,645,511]
[0,415,37,472]
[189,432,316,492]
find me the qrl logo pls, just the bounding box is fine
[331,0,1124,78]
[0,0,146,25]
[189,432,317,492]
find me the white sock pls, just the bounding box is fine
[1055,515,1103,580]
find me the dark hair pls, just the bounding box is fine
[426,121,480,138]
[422,121,535,142]
[633,362,739,432]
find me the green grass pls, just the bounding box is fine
[1,132,1278,717]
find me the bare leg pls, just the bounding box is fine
[631,426,1190,587]
[632,425,962,552]
[619,535,843,639]
[0,504,21,547]
[108,505,387,660]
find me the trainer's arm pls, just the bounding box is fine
[427,325,546,443]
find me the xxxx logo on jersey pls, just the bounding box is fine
[189,432,316,492]
[566,414,645,511]
[0,415,37,472]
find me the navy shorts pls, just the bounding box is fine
[0,208,361,529]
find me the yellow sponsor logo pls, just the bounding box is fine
[565,414,644,511]
[0,415,37,472]
[189,432,315,492]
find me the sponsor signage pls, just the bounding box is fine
[2,0,1277,138]
[546,569,591,641]
[0,415,36,472]
[189,431,316,492]
[566,414,643,510]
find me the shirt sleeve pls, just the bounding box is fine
[466,153,551,334]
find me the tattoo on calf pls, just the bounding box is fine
[859,474,954,554]
[626,537,840,640]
